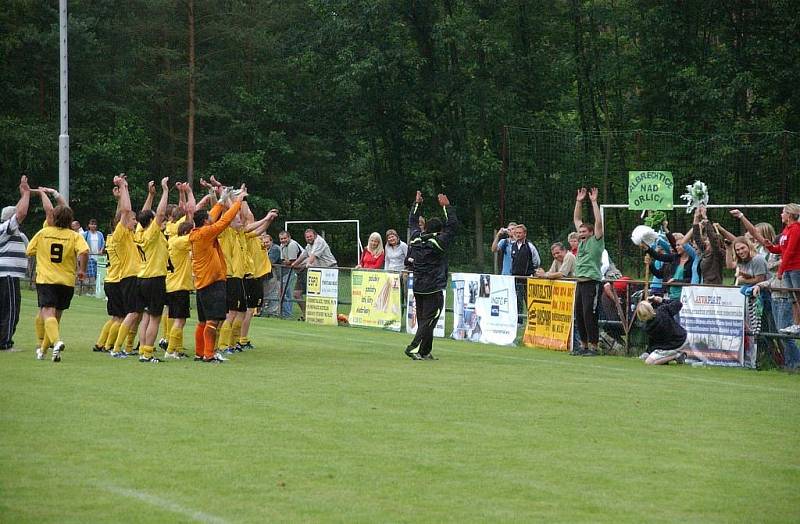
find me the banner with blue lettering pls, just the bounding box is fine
[451,273,517,346]
[680,286,746,366]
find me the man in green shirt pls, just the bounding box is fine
[572,187,604,356]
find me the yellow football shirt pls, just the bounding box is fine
[219,228,247,278]
[26,226,89,287]
[113,221,142,279]
[247,233,271,279]
[104,233,121,283]
[164,215,185,240]
[166,235,194,292]
[138,220,169,278]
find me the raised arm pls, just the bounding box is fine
[714,222,737,244]
[14,175,31,224]
[588,187,603,239]
[573,187,586,231]
[38,188,55,225]
[155,177,169,226]
[408,190,423,238]
[436,194,458,249]
[730,209,769,246]
[183,182,196,218]
[245,209,279,234]
[114,175,132,214]
[141,180,155,212]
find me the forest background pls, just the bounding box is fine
[2,0,799,271]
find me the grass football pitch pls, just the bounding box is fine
[1,290,798,522]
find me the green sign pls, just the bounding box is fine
[628,171,674,210]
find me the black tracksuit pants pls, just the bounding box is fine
[408,290,444,356]
[0,276,21,349]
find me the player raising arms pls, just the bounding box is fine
[190,184,247,363]
[26,189,89,362]
[163,182,196,359]
[134,177,171,363]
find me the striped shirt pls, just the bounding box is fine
[0,215,29,279]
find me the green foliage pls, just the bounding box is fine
[1,1,798,267]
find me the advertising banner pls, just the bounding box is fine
[406,273,446,337]
[305,268,339,326]
[451,273,517,346]
[522,278,576,351]
[349,270,402,331]
[680,286,745,366]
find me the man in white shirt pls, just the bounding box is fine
[0,176,32,350]
[290,229,338,320]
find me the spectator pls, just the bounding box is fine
[567,232,579,256]
[536,242,575,279]
[71,220,84,235]
[491,222,518,275]
[261,234,282,317]
[357,232,384,269]
[686,207,725,285]
[291,229,338,320]
[383,229,408,272]
[642,230,696,301]
[278,230,302,319]
[636,296,688,365]
[728,236,767,287]
[510,224,540,322]
[572,187,605,356]
[83,218,105,280]
[0,176,32,350]
[752,276,799,369]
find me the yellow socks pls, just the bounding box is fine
[219,320,232,349]
[114,323,130,352]
[43,317,60,346]
[105,321,121,349]
[167,325,183,354]
[231,320,242,347]
[96,319,113,348]
[126,328,136,351]
[35,314,45,348]
[140,345,154,359]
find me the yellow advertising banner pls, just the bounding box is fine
[522,278,576,351]
[349,270,402,331]
[305,268,338,326]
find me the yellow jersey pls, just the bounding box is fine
[164,215,185,240]
[247,233,271,279]
[113,221,142,279]
[219,228,247,278]
[138,220,169,278]
[166,235,194,292]
[26,226,89,287]
[105,233,121,283]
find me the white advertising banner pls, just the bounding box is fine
[450,273,517,346]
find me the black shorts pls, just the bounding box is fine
[166,290,191,319]
[295,269,308,293]
[197,281,227,322]
[119,276,143,314]
[138,276,167,315]
[245,276,264,309]
[104,281,125,317]
[36,283,75,310]
[226,277,247,312]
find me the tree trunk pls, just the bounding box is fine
[474,200,484,269]
[186,0,196,186]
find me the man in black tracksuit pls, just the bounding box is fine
[405,191,457,361]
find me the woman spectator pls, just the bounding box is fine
[684,207,725,284]
[642,230,696,301]
[383,229,408,272]
[731,205,800,333]
[567,232,579,256]
[752,276,799,369]
[357,232,385,269]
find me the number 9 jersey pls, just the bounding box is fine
[26,226,90,286]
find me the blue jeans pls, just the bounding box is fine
[772,297,800,368]
[280,269,296,318]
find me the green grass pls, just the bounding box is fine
[1,290,798,522]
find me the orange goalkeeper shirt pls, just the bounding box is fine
[188,201,241,290]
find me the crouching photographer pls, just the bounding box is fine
[636,295,688,365]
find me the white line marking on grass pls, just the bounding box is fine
[258,324,795,394]
[101,484,229,524]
